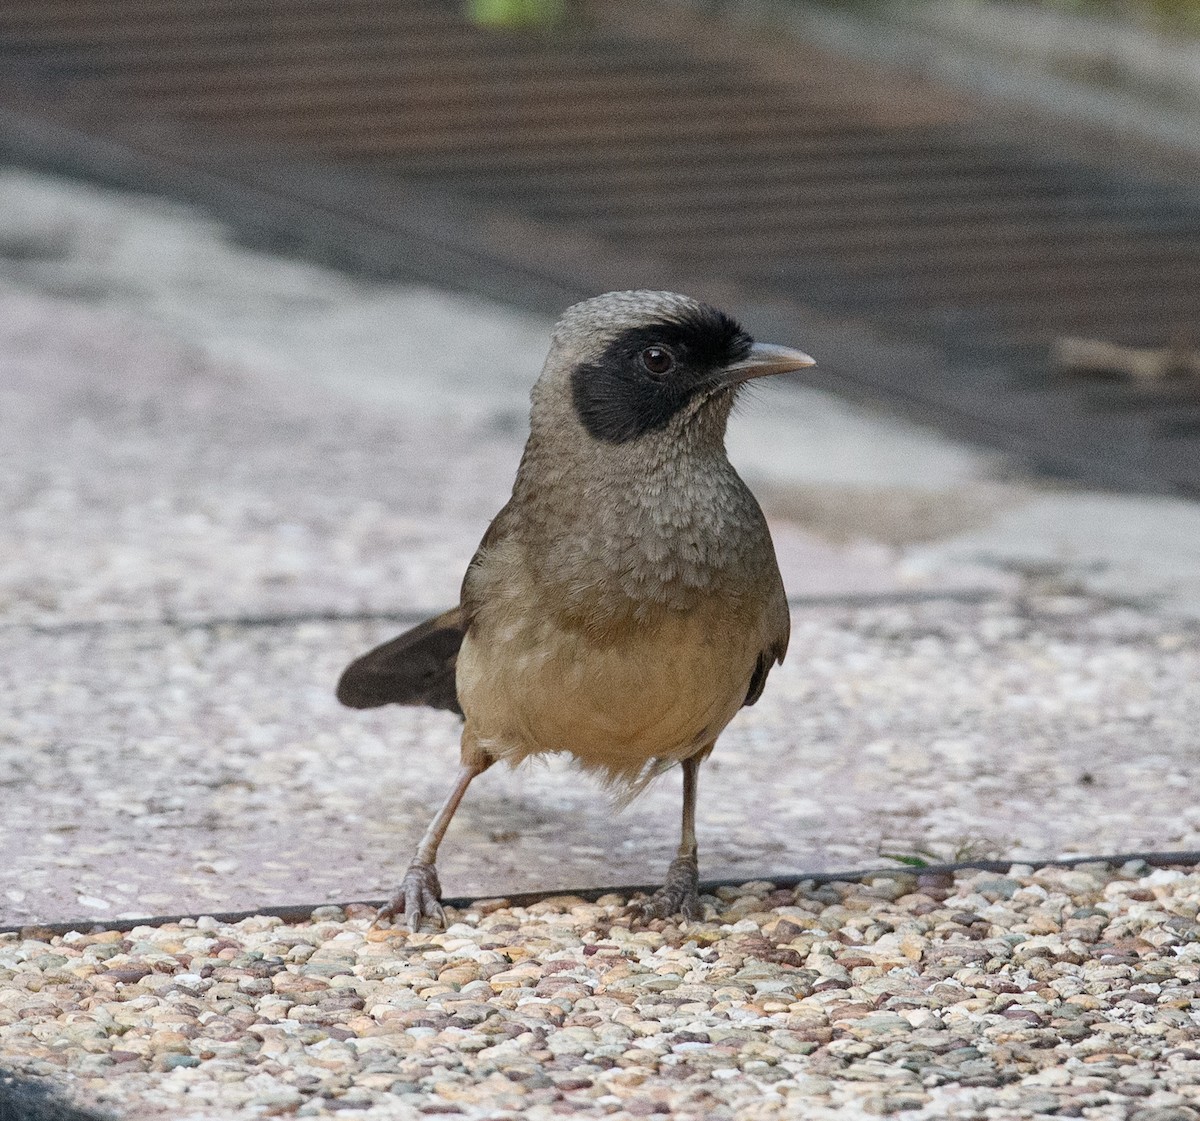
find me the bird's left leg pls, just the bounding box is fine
[633,750,708,921]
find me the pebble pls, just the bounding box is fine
[2,864,1198,1119]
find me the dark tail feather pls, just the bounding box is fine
[336,607,465,715]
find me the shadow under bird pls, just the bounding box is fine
[337,290,815,928]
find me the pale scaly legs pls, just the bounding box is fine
[633,752,705,921]
[375,760,489,931]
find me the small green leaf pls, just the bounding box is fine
[880,852,930,868]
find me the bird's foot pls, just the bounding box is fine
[631,853,703,921]
[374,862,445,931]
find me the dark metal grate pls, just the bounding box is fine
[2,0,1200,492]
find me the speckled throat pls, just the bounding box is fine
[509,389,777,620]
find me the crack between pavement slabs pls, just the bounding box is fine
[7,588,1007,638]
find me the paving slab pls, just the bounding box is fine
[6,597,1200,930]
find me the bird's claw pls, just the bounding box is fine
[630,853,703,922]
[374,863,445,931]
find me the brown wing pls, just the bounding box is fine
[743,569,790,708]
[743,636,787,707]
[336,502,519,715]
[336,607,467,714]
[457,498,517,626]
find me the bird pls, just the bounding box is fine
[337,290,815,929]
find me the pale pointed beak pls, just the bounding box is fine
[723,342,816,385]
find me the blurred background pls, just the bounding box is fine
[2,0,1199,493]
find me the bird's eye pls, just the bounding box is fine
[640,346,674,376]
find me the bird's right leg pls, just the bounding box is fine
[376,759,489,931]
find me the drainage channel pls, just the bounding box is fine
[1,0,1199,492]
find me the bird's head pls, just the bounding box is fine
[532,290,815,448]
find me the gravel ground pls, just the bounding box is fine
[3,864,1199,1121]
